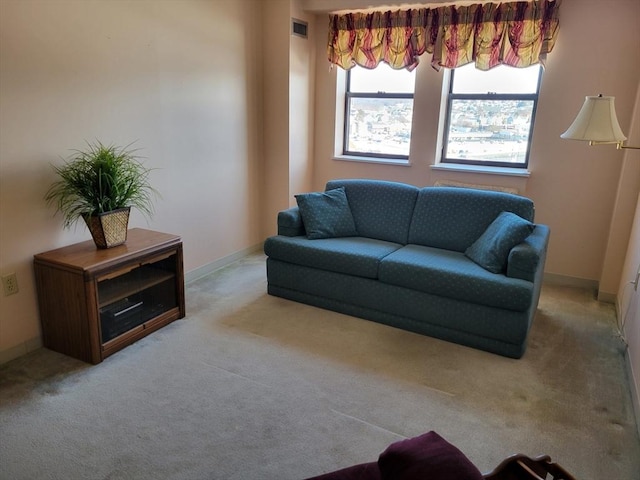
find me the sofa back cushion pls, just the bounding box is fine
[408,187,535,252]
[326,179,419,245]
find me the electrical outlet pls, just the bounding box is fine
[2,273,19,296]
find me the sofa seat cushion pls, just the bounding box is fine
[379,244,533,311]
[264,236,402,279]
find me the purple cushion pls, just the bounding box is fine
[377,431,483,480]
[304,462,381,480]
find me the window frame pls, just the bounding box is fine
[343,68,414,161]
[440,66,543,169]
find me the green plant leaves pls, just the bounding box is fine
[45,141,158,229]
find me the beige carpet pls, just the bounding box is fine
[0,254,638,479]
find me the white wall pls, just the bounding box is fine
[601,81,640,300]
[0,0,264,362]
[309,0,640,290]
[620,194,640,437]
[617,83,640,436]
[263,0,316,238]
[1,0,638,373]
[262,0,292,237]
[289,0,316,202]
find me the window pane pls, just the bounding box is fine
[452,64,540,94]
[445,99,535,164]
[350,64,415,93]
[347,97,413,156]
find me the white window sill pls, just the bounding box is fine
[430,163,531,177]
[333,155,411,167]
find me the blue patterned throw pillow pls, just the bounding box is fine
[295,187,358,240]
[465,211,534,273]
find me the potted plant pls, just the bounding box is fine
[45,141,158,248]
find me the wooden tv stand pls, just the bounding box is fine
[34,228,185,364]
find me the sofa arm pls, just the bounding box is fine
[507,224,550,282]
[277,207,306,237]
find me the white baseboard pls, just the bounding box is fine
[543,273,616,303]
[185,243,263,284]
[542,272,599,291]
[597,291,617,303]
[0,336,42,366]
[624,348,640,440]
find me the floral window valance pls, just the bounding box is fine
[327,0,561,71]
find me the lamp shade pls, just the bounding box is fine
[560,95,627,143]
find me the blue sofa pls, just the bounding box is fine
[264,179,550,358]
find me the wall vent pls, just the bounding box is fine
[292,19,308,38]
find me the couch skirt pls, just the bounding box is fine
[266,258,538,359]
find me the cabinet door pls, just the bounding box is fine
[97,251,179,344]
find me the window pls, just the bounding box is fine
[441,64,542,169]
[344,64,416,160]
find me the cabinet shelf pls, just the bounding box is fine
[98,268,175,308]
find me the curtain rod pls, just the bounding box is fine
[329,0,554,15]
